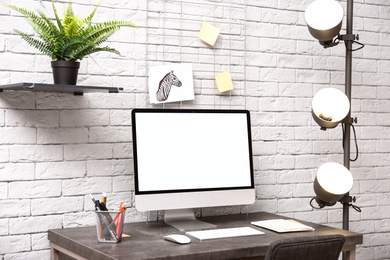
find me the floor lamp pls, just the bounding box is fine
[304,0,363,258]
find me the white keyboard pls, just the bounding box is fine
[185,226,264,240]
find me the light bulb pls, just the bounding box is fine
[312,88,350,128]
[318,107,333,121]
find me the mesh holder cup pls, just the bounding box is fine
[95,209,126,243]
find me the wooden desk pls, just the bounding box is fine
[48,212,363,260]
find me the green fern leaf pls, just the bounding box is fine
[82,20,137,42]
[74,46,121,61]
[51,0,64,33]
[82,3,99,27]
[14,30,56,59]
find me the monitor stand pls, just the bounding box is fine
[164,208,217,231]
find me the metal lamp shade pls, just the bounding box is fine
[305,0,344,42]
[312,88,350,128]
[314,162,353,204]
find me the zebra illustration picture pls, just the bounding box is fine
[156,70,182,102]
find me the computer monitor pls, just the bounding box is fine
[131,109,255,230]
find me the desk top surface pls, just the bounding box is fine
[48,211,363,260]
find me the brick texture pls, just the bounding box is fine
[0,0,389,259]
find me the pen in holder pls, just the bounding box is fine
[95,209,126,243]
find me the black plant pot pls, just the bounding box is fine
[51,60,80,85]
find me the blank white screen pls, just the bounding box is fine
[134,111,252,192]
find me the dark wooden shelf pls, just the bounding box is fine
[0,83,123,95]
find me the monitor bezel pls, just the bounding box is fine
[131,108,255,196]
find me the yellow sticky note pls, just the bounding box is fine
[215,71,234,92]
[198,21,220,46]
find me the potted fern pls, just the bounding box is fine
[5,1,137,85]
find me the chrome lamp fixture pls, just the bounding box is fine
[313,162,353,208]
[305,1,363,259]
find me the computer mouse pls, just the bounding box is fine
[163,234,191,244]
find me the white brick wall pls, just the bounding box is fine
[0,0,389,259]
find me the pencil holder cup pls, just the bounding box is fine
[95,209,126,243]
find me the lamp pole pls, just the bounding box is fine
[343,0,353,258]
[343,0,353,231]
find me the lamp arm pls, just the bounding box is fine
[310,197,336,209]
[339,196,361,212]
[338,33,356,41]
[310,195,361,212]
[338,34,365,51]
[321,34,365,50]
[341,117,357,125]
[319,37,340,48]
